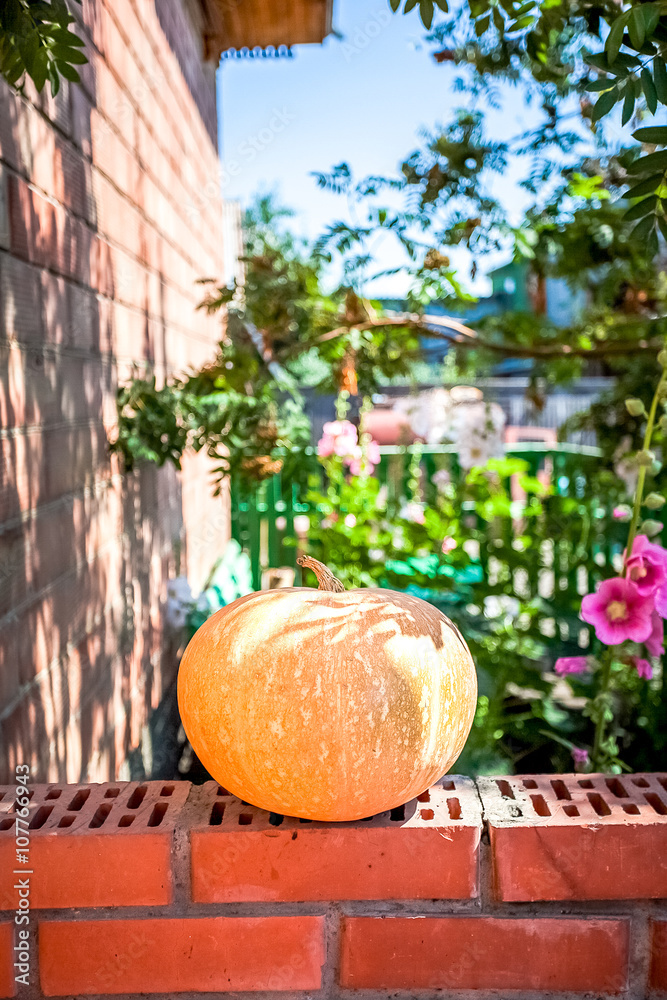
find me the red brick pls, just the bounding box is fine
[69,82,93,158]
[0,923,14,998]
[480,774,667,900]
[340,916,629,992]
[191,777,481,902]
[53,136,92,221]
[39,916,325,995]
[0,0,224,791]
[0,781,188,908]
[0,482,123,619]
[0,252,44,344]
[0,166,9,251]
[651,920,667,991]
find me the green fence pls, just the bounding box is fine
[230,442,620,594]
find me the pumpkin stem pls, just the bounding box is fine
[297,555,346,593]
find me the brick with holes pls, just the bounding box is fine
[190,777,482,902]
[479,773,667,900]
[0,782,189,909]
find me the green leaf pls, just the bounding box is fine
[641,3,660,37]
[642,67,658,113]
[626,173,664,198]
[591,86,620,121]
[508,14,534,29]
[389,0,401,11]
[633,126,667,144]
[586,79,616,92]
[419,0,435,27]
[621,87,635,125]
[631,213,656,243]
[628,7,646,49]
[654,56,667,104]
[433,0,449,8]
[51,45,87,63]
[475,14,490,34]
[648,225,659,257]
[31,49,48,92]
[624,194,657,221]
[605,15,627,64]
[17,30,39,77]
[47,62,60,96]
[627,150,667,173]
[55,61,80,82]
[658,214,667,242]
[48,27,87,47]
[404,0,419,11]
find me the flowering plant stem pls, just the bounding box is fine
[589,364,666,771]
[591,648,614,770]
[626,366,667,559]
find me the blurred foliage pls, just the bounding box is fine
[314,111,667,428]
[112,197,425,488]
[389,0,667,249]
[303,433,664,775]
[0,0,87,95]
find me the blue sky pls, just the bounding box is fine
[216,0,539,295]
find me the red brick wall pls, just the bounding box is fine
[0,0,229,784]
[0,772,666,997]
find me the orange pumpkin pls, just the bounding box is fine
[177,556,477,821]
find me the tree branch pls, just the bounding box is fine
[315,312,662,359]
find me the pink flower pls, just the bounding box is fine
[572,747,589,770]
[613,506,632,521]
[442,536,457,554]
[625,535,667,596]
[323,420,351,438]
[334,434,358,457]
[554,656,589,676]
[633,657,653,680]
[646,611,664,657]
[581,577,653,645]
[318,421,359,461]
[344,514,357,528]
[401,502,425,525]
[317,434,335,458]
[367,440,381,466]
[347,442,380,477]
[655,583,667,618]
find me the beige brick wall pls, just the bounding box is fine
[0,0,229,783]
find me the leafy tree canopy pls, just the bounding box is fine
[0,0,87,95]
[388,0,667,248]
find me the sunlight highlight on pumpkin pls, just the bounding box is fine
[178,559,477,821]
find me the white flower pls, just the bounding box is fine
[167,576,193,604]
[165,576,194,630]
[451,401,505,470]
[399,501,426,525]
[432,468,451,491]
[393,388,454,444]
[613,437,638,496]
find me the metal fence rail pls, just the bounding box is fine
[230,443,622,598]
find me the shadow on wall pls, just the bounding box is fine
[0,13,186,783]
